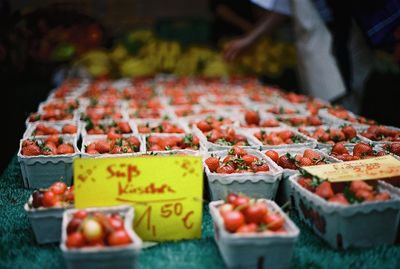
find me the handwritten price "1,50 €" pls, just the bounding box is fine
[134,202,194,237]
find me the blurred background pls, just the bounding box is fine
[0,0,399,173]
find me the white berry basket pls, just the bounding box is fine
[358,125,400,146]
[80,134,146,159]
[80,119,137,137]
[24,121,81,139]
[297,125,367,150]
[209,200,299,269]
[60,205,142,269]
[289,174,400,249]
[246,127,316,151]
[193,126,261,152]
[204,149,282,201]
[24,195,73,244]
[17,136,80,189]
[318,108,371,128]
[269,147,339,206]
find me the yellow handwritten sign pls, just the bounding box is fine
[302,155,400,182]
[73,156,203,241]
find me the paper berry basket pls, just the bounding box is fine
[24,195,73,244]
[297,125,368,150]
[204,149,282,201]
[209,200,299,269]
[318,108,373,128]
[24,121,81,139]
[289,174,400,249]
[60,205,142,269]
[17,136,80,189]
[132,118,190,135]
[269,147,339,206]
[193,126,261,152]
[80,119,137,137]
[81,134,146,159]
[246,127,316,151]
[25,111,79,128]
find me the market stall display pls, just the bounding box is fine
[7,75,400,268]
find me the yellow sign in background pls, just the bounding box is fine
[303,155,400,182]
[73,156,203,241]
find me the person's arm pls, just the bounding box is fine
[224,11,288,61]
[215,4,253,33]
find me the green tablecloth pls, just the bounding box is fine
[1,155,400,269]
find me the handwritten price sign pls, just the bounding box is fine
[303,155,400,182]
[73,156,203,241]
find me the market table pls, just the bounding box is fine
[1,155,400,269]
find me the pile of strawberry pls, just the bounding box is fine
[297,176,391,205]
[138,121,185,134]
[30,181,74,208]
[85,136,141,154]
[21,136,75,156]
[28,110,75,122]
[85,120,132,135]
[218,193,286,234]
[205,147,270,174]
[327,107,376,125]
[32,123,77,135]
[65,211,133,248]
[298,125,358,144]
[277,115,323,127]
[254,129,305,145]
[360,125,400,142]
[383,143,400,157]
[195,116,234,133]
[265,149,328,169]
[205,128,250,147]
[146,134,199,151]
[330,142,386,161]
[240,110,280,128]
[41,99,79,112]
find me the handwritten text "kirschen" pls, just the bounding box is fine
[118,182,176,196]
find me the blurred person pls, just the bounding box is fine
[209,0,257,44]
[224,0,347,102]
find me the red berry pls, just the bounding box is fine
[107,229,132,246]
[66,232,85,248]
[42,191,59,207]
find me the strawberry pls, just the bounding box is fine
[57,144,75,154]
[265,150,279,163]
[45,135,61,147]
[328,193,349,205]
[303,149,321,161]
[277,155,297,170]
[242,154,258,165]
[205,157,220,172]
[95,140,111,154]
[329,129,346,142]
[331,142,349,155]
[315,181,334,199]
[342,125,357,140]
[244,110,260,125]
[41,142,57,155]
[22,144,41,156]
[230,146,247,157]
[62,124,77,134]
[355,189,374,201]
[298,177,314,191]
[350,180,373,193]
[374,192,390,201]
[353,143,373,157]
[117,122,131,133]
[299,157,313,166]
